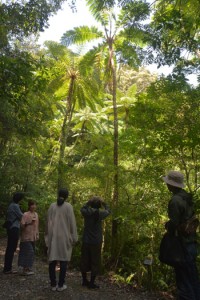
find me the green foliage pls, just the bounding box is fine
[0,0,67,48]
[149,0,200,73]
[1,0,200,294]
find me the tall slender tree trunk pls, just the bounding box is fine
[57,76,75,190]
[112,63,118,207]
[108,40,119,262]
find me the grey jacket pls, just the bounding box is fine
[7,202,23,229]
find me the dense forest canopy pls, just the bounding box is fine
[0,0,199,290]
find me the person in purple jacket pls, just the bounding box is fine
[80,196,111,289]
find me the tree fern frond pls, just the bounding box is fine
[61,26,103,47]
[86,0,115,19]
[127,84,137,98]
[55,80,70,99]
[78,47,100,76]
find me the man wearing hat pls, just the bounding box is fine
[163,170,200,300]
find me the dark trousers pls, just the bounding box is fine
[49,260,67,288]
[80,243,102,276]
[3,227,19,272]
[174,243,200,300]
[18,241,35,269]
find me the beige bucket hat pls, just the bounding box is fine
[162,170,185,188]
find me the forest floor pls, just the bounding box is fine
[0,237,174,300]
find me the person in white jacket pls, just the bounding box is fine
[45,188,78,292]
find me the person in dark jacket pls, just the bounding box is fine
[163,170,200,300]
[3,192,24,274]
[80,196,111,289]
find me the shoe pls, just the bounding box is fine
[57,284,67,292]
[3,270,12,274]
[23,271,34,275]
[3,270,17,274]
[88,283,100,289]
[51,285,57,291]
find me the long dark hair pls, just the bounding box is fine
[57,188,69,206]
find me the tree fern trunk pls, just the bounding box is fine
[109,42,119,262]
[57,77,75,190]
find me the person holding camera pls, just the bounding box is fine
[18,200,39,275]
[80,196,111,289]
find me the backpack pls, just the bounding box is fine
[176,191,199,236]
[159,232,186,267]
[178,215,199,235]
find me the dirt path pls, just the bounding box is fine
[0,238,169,300]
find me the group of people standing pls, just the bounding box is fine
[2,188,111,292]
[2,171,200,298]
[3,193,39,276]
